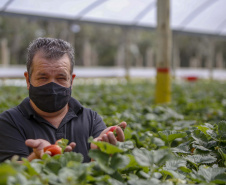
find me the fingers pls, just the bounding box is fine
[64,142,76,152]
[39,150,52,159]
[101,133,117,145]
[106,132,117,145]
[25,139,43,150]
[96,121,127,146]
[118,121,127,130]
[69,142,76,149]
[102,134,110,143]
[44,151,52,156]
[115,126,125,142]
[25,139,51,150]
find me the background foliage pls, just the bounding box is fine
[1,16,226,67]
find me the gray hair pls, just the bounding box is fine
[26,37,75,78]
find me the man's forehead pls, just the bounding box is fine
[30,51,72,76]
[33,53,70,67]
[35,71,68,76]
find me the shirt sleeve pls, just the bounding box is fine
[0,111,30,162]
[91,111,107,138]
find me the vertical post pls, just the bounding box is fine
[83,39,92,66]
[123,28,130,81]
[1,38,10,67]
[172,35,180,78]
[207,38,215,80]
[115,44,125,67]
[155,0,172,103]
[216,51,223,69]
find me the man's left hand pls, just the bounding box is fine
[91,121,127,149]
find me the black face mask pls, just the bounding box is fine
[29,82,71,113]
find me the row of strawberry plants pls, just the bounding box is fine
[0,79,226,184]
[1,120,226,184]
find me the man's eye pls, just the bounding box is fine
[38,77,47,80]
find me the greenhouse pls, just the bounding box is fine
[0,0,226,184]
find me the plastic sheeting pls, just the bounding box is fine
[1,0,226,36]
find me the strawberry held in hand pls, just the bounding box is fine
[43,138,68,156]
[106,126,117,136]
[106,124,125,137]
[44,144,62,156]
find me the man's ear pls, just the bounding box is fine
[24,71,30,90]
[71,73,76,86]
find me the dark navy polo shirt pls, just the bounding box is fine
[0,97,106,162]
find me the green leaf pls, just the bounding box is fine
[122,154,139,170]
[196,165,226,182]
[173,120,196,129]
[117,140,134,151]
[131,134,145,147]
[153,172,162,179]
[88,149,114,174]
[179,166,192,173]
[128,178,161,185]
[57,168,77,184]
[145,113,157,121]
[172,141,191,154]
[206,129,219,141]
[59,152,84,167]
[41,153,52,161]
[110,153,130,170]
[89,137,124,154]
[185,155,217,165]
[191,129,208,143]
[0,163,17,185]
[22,158,39,176]
[45,160,62,175]
[197,125,210,136]
[108,178,124,185]
[124,127,133,140]
[132,148,172,167]
[211,173,226,184]
[132,148,153,167]
[218,120,226,139]
[58,164,88,184]
[56,138,69,153]
[217,148,226,166]
[7,173,29,185]
[152,137,165,147]
[164,159,187,171]
[161,169,185,179]
[158,130,187,143]
[152,149,172,166]
[193,144,211,152]
[137,170,150,179]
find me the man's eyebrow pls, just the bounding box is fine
[36,72,48,76]
[57,73,67,77]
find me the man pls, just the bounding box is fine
[0,37,126,163]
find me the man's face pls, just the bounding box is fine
[26,51,75,88]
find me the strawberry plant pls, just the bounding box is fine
[0,79,226,184]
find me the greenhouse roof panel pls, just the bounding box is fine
[1,0,226,36]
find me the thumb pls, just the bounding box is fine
[25,139,48,150]
[25,139,41,148]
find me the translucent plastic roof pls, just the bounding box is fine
[1,0,226,36]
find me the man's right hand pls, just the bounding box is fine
[25,139,76,161]
[25,139,52,161]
